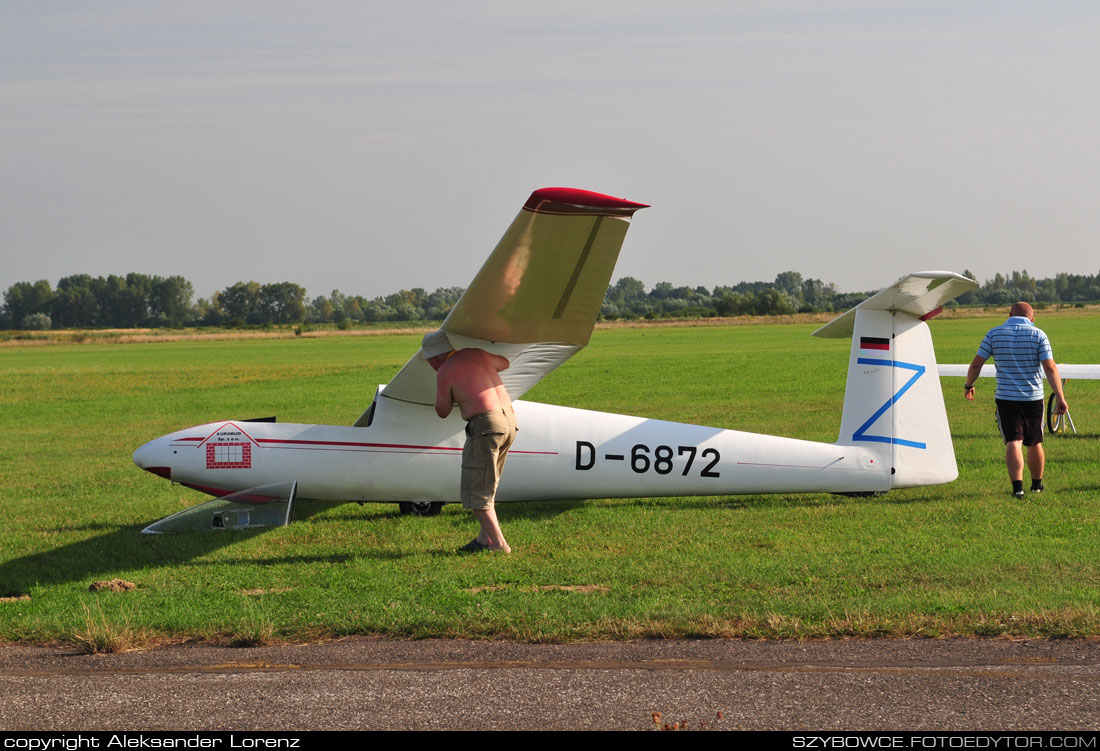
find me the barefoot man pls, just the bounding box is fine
[422,329,517,553]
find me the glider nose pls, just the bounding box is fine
[133,438,172,480]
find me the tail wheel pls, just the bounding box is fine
[399,501,443,517]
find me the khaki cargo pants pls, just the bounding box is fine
[460,409,517,510]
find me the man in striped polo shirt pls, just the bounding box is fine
[964,302,1068,499]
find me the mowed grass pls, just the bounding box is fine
[1,313,1098,645]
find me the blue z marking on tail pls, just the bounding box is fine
[852,358,927,449]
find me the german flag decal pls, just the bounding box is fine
[860,336,890,351]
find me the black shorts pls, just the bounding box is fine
[995,399,1044,446]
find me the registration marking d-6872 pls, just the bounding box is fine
[575,441,721,477]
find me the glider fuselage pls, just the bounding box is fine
[133,397,891,505]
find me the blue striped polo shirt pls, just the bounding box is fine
[977,316,1053,401]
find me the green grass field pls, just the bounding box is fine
[2,312,1098,646]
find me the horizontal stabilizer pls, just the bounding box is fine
[813,272,978,339]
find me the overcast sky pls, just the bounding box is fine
[3,1,1099,301]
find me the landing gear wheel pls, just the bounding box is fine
[1047,392,1065,434]
[399,501,443,517]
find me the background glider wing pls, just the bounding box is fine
[937,363,1099,436]
[938,364,1100,379]
[812,271,978,339]
[361,188,648,418]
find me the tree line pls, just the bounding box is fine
[3,269,1099,330]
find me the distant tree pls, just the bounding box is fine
[956,269,978,306]
[773,271,804,297]
[20,312,52,330]
[361,300,395,322]
[218,281,263,324]
[149,276,194,326]
[393,301,419,321]
[1010,270,1037,297]
[3,280,53,329]
[259,282,306,324]
[4,264,1096,332]
[800,278,835,309]
[649,281,674,300]
[753,288,796,315]
[195,297,223,326]
[714,291,751,316]
[52,275,99,327]
[607,276,646,306]
[309,295,334,323]
[95,274,149,327]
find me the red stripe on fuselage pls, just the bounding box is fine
[257,438,461,451]
[171,435,556,455]
[255,438,556,455]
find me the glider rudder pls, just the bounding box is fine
[814,272,979,489]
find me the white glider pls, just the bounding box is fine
[133,188,979,532]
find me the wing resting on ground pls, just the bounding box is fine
[812,271,979,339]
[938,364,1100,379]
[359,188,648,420]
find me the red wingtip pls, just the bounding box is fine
[524,187,649,215]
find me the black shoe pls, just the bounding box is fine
[1013,489,1025,500]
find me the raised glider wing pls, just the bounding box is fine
[355,188,648,422]
[938,363,1100,434]
[133,188,979,532]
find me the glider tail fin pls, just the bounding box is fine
[813,271,978,489]
[835,306,957,488]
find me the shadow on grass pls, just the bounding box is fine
[2,488,957,595]
[170,551,408,566]
[1,498,602,595]
[504,494,858,514]
[0,500,343,596]
[495,499,587,521]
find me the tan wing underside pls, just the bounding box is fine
[362,191,644,417]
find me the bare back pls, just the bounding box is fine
[434,348,513,420]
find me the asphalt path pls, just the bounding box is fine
[2,638,1100,731]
